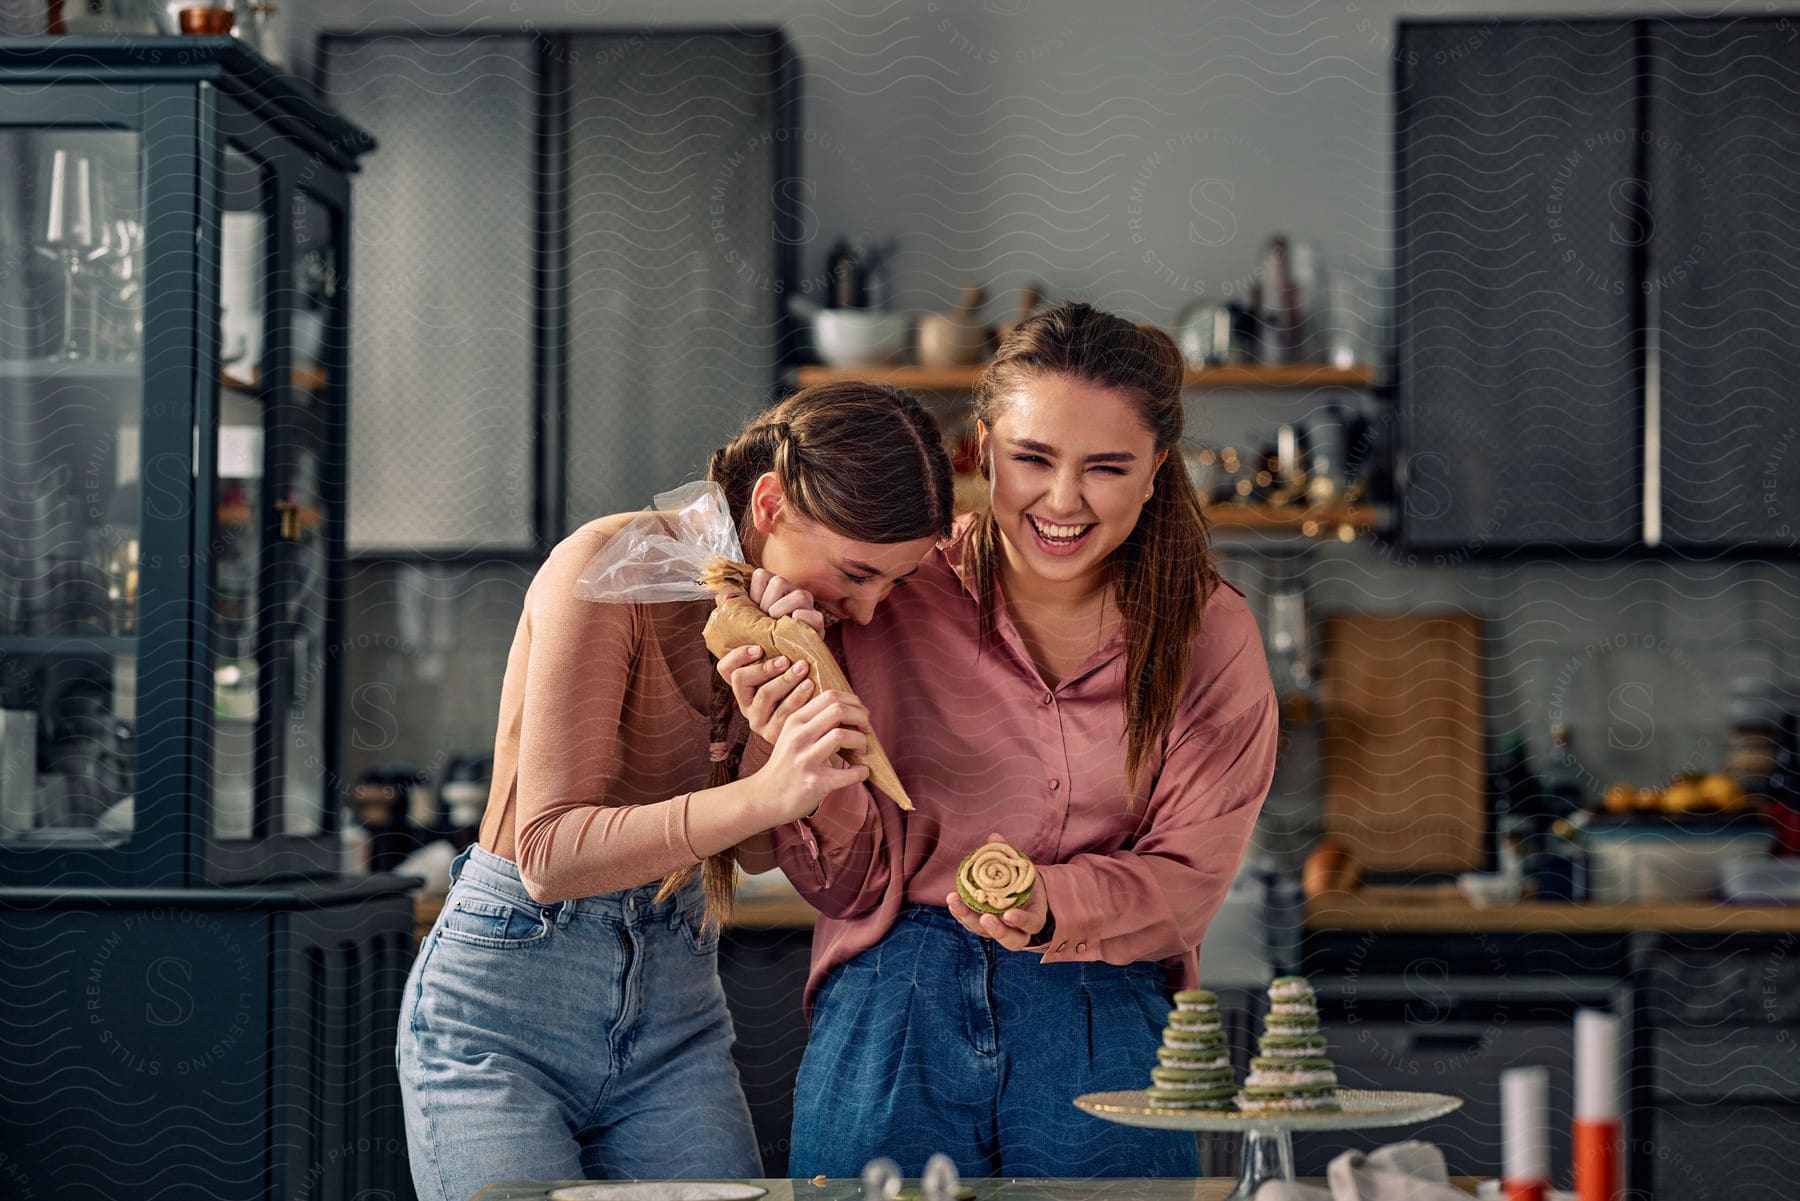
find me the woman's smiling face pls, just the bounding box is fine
[977,372,1167,591]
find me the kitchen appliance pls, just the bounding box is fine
[1174,298,1257,366]
[1718,854,1800,903]
[1584,815,1774,902]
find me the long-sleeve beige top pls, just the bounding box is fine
[477,515,727,903]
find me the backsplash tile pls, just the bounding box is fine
[338,544,1798,873]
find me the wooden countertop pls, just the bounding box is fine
[1307,885,1800,934]
[473,1178,1481,1201]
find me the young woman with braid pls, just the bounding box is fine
[397,384,954,1201]
[721,303,1280,1178]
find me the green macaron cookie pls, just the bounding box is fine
[1250,1056,1335,1073]
[1151,1065,1234,1088]
[1162,1027,1227,1051]
[1258,1033,1328,1054]
[1173,987,1219,1008]
[1168,1008,1224,1031]
[1239,1082,1339,1102]
[1146,1084,1236,1109]
[1158,1046,1230,1069]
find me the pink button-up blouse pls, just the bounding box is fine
[755,521,1279,1016]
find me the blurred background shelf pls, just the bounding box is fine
[789,362,1377,391]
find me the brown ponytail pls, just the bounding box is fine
[965,302,1217,800]
[657,382,956,931]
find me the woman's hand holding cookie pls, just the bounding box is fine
[946,834,1048,951]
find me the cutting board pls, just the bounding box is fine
[1319,611,1486,871]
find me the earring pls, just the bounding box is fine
[1143,487,1153,501]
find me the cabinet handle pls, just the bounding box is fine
[1643,272,1662,547]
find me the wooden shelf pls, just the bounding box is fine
[219,365,329,396]
[1205,504,1380,535]
[950,475,1383,539]
[1306,884,1800,934]
[790,362,1375,391]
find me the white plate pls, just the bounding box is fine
[1074,1088,1463,1132]
[549,1186,769,1201]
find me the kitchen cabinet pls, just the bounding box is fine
[319,35,541,554]
[1644,20,1800,548]
[0,40,418,1201]
[1634,935,1800,1197]
[0,878,415,1201]
[319,30,796,555]
[1291,975,1622,1181]
[0,36,370,887]
[1395,19,1800,553]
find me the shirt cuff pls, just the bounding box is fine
[1028,866,1097,961]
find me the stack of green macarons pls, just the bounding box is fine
[1236,975,1340,1114]
[1144,987,1236,1111]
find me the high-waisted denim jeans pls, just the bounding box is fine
[398,846,760,1201]
[790,904,1200,1179]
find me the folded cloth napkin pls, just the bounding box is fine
[1255,1141,1467,1201]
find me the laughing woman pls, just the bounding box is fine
[722,303,1279,1177]
[396,384,954,1201]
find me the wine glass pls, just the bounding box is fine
[34,149,111,360]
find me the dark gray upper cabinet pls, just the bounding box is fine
[563,34,784,523]
[1397,19,1800,553]
[1396,22,1641,553]
[320,31,792,555]
[322,36,541,555]
[1647,19,1800,550]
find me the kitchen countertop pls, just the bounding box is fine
[471,1179,1483,1201]
[1306,885,1800,934]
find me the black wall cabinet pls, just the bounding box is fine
[1396,19,1800,553]
[320,30,796,557]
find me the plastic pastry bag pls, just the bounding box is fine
[571,479,914,810]
[572,481,748,604]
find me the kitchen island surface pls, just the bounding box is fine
[471,1176,1484,1201]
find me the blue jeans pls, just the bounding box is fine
[790,904,1200,1178]
[398,846,760,1201]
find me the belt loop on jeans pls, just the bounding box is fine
[448,845,473,885]
[548,899,573,927]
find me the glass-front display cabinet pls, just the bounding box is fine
[0,38,374,886]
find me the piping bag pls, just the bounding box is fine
[574,481,913,811]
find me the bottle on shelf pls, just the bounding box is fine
[1250,234,1304,364]
[1491,734,1544,879]
[1542,721,1590,818]
[825,240,864,310]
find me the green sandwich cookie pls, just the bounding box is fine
[1167,1008,1224,1032]
[1172,987,1218,1011]
[955,842,1036,915]
[1258,1033,1328,1055]
[1161,1027,1227,1051]
[1145,1084,1236,1110]
[1151,1065,1234,1088]
[1158,1046,1231,1070]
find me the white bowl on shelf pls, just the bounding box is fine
[811,309,909,367]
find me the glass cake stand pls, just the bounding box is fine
[1074,1088,1463,1201]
